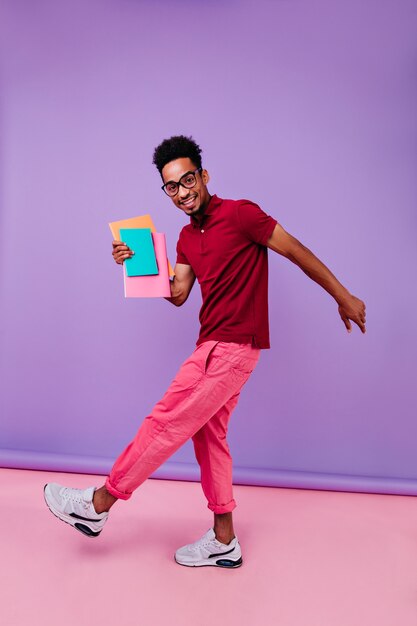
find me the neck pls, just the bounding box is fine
[193,193,212,224]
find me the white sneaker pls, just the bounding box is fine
[174,528,243,568]
[43,483,108,538]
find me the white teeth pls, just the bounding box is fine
[182,196,196,205]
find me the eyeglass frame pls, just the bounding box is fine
[161,167,203,197]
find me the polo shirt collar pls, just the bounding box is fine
[190,194,221,227]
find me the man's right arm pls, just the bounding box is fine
[165,263,196,307]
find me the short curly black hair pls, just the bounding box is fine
[152,135,203,176]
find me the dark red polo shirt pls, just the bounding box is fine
[176,194,277,349]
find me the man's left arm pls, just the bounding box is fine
[266,223,366,334]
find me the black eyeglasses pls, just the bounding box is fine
[161,168,202,197]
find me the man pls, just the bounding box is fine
[44,135,366,568]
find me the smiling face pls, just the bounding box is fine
[161,157,211,219]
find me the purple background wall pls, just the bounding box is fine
[1,0,416,494]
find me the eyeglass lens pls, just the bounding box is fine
[164,171,198,196]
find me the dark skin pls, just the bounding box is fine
[103,157,366,543]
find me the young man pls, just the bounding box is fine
[44,136,366,568]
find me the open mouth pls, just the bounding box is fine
[181,195,197,209]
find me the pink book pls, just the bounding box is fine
[124,232,171,298]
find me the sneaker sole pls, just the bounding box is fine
[174,555,243,568]
[43,485,103,538]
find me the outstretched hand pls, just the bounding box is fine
[338,295,366,334]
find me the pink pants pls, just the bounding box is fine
[105,340,260,514]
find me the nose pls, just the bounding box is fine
[178,185,191,201]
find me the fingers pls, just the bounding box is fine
[359,304,366,333]
[112,241,134,265]
[339,308,352,333]
[355,317,366,334]
[343,313,366,334]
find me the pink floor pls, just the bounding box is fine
[1,468,417,626]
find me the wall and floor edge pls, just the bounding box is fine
[1,449,416,497]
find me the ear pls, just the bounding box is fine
[202,169,210,185]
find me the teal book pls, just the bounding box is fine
[120,228,159,277]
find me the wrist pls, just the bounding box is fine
[334,287,352,307]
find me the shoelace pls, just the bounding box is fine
[189,533,222,552]
[61,487,89,509]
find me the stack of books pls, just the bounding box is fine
[109,215,174,298]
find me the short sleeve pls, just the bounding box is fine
[236,200,277,246]
[176,233,190,265]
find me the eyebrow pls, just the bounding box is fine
[163,170,195,186]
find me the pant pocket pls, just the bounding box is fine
[236,354,260,376]
[203,341,220,373]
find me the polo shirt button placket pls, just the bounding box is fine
[200,226,205,254]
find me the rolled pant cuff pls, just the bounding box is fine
[208,499,237,514]
[105,478,132,501]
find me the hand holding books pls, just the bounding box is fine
[112,240,134,265]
